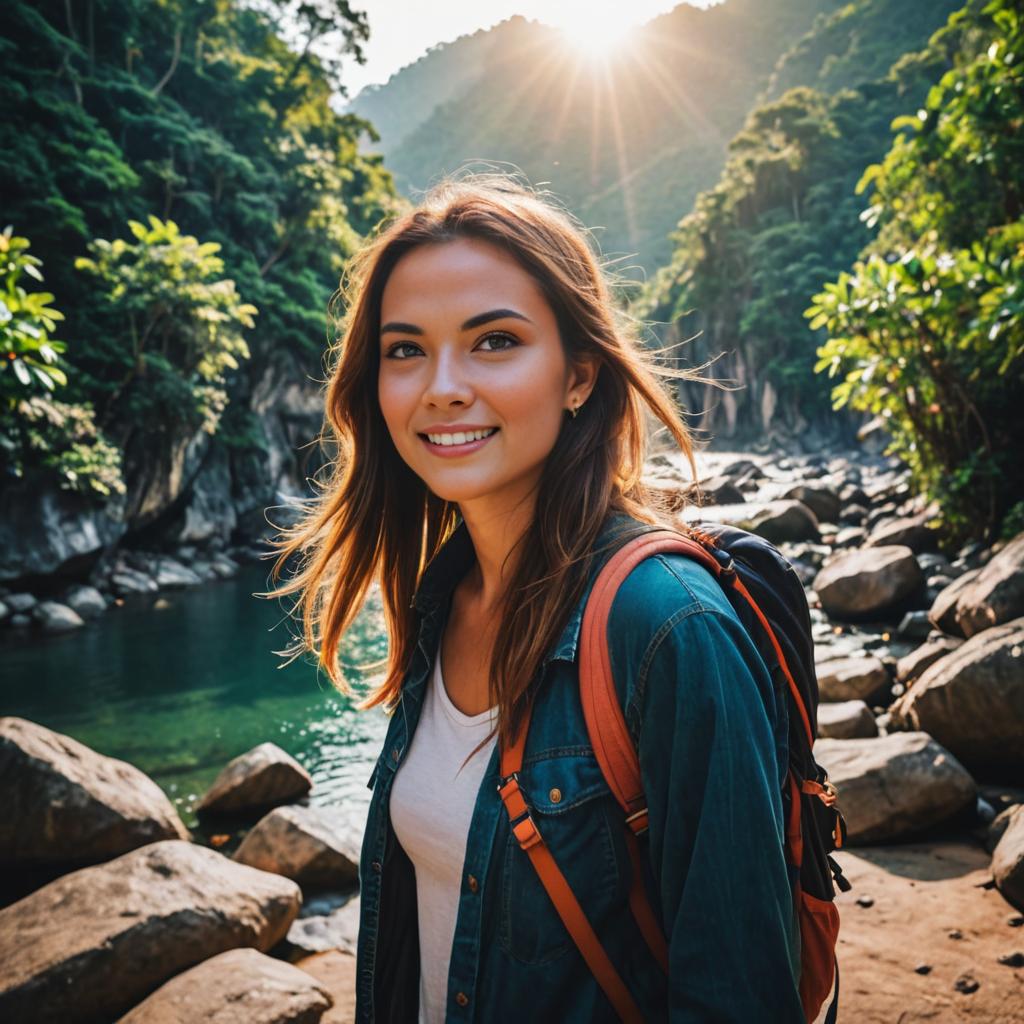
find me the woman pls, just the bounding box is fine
[273,174,803,1022]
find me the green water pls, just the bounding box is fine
[1,565,391,828]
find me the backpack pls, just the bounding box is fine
[498,523,850,1024]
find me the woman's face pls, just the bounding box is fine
[378,236,594,517]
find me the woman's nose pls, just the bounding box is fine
[422,347,473,407]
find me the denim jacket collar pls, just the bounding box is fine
[408,510,650,669]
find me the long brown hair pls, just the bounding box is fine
[271,172,703,753]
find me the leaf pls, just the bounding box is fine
[12,358,31,386]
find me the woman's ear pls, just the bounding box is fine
[567,352,601,408]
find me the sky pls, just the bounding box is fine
[340,1,717,99]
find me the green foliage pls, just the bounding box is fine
[75,216,257,435]
[0,229,124,497]
[5,396,125,497]
[0,226,67,403]
[810,0,1024,542]
[0,0,399,514]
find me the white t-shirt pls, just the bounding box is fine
[389,641,498,1024]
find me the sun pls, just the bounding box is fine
[556,11,639,60]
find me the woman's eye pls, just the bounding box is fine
[478,332,518,352]
[384,342,421,360]
[384,334,518,359]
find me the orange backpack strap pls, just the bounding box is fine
[498,716,646,1023]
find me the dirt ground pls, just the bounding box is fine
[299,840,1023,1023]
[815,840,1024,1023]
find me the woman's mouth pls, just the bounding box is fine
[418,427,499,457]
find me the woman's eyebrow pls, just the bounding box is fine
[379,308,532,336]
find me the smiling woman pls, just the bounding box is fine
[268,172,805,1024]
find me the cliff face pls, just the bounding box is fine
[0,354,326,587]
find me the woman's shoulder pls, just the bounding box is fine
[605,538,739,641]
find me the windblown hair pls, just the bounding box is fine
[271,172,703,753]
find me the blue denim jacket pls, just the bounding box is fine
[355,511,803,1022]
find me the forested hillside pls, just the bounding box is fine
[0,0,400,580]
[347,0,960,275]
[636,0,964,443]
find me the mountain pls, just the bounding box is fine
[635,0,966,443]
[348,0,841,273]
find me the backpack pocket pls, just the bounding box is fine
[797,888,839,1021]
[499,752,628,965]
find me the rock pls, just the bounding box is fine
[32,600,85,633]
[0,717,189,867]
[0,840,300,1023]
[815,546,924,621]
[211,553,240,579]
[119,947,332,1024]
[929,569,982,636]
[153,556,203,589]
[695,475,746,506]
[890,618,1024,772]
[991,802,1024,909]
[688,500,820,544]
[9,613,31,628]
[111,566,159,595]
[839,503,869,525]
[0,599,7,623]
[817,656,890,703]
[896,634,964,684]
[954,972,980,994]
[294,951,356,1024]
[866,514,940,553]
[815,732,976,844]
[286,895,361,958]
[61,584,107,619]
[953,533,1024,638]
[198,742,313,818]
[5,592,37,614]
[817,700,878,739]
[986,805,1020,853]
[234,805,359,889]
[834,526,866,549]
[0,483,126,584]
[782,484,841,524]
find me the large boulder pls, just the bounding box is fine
[816,733,976,844]
[0,717,189,868]
[0,840,300,1023]
[817,700,877,739]
[952,533,1024,638]
[865,514,939,553]
[286,894,361,959]
[32,600,85,633]
[816,656,890,703]
[234,805,359,889]
[814,546,924,621]
[197,742,313,818]
[781,484,841,525]
[992,805,1024,911]
[890,618,1024,773]
[687,500,820,544]
[152,556,203,589]
[928,568,981,636]
[119,948,332,1024]
[895,634,963,684]
[61,584,107,620]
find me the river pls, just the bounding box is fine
[1,563,390,829]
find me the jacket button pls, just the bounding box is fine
[372,860,382,873]
[466,873,478,893]
[391,748,400,761]
[455,992,469,1007]
[549,787,562,804]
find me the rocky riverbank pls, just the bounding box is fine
[2,446,1023,1021]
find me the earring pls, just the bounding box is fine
[569,402,580,419]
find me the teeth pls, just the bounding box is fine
[426,427,497,446]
